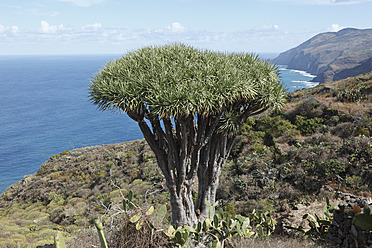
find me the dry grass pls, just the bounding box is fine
[232,236,328,248]
[67,220,173,248]
[287,94,370,116]
[327,101,370,115]
[66,228,102,248]
[67,230,329,248]
[286,71,372,116]
[109,216,173,248]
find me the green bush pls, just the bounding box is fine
[302,178,321,193]
[336,85,365,102]
[257,116,298,138]
[38,228,56,240]
[318,159,345,178]
[345,175,363,188]
[295,116,323,134]
[25,232,38,243]
[357,126,370,137]
[240,118,255,134]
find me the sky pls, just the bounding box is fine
[0,0,372,55]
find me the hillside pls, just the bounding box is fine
[272,28,372,83]
[0,72,371,247]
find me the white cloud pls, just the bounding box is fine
[57,0,106,7]
[168,22,186,33]
[258,24,280,31]
[0,25,19,34]
[39,21,63,33]
[12,26,19,33]
[82,23,102,32]
[0,21,311,54]
[328,24,345,32]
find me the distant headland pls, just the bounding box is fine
[272,28,372,83]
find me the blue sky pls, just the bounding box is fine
[1,0,372,55]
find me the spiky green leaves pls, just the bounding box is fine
[89,44,285,119]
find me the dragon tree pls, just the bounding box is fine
[89,44,286,227]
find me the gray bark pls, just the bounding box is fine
[169,181,197,227]
[127,101,267,227]
[195,134,235,221]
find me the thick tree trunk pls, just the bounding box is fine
[195,135,234,222]
[195,161,222,221]
[169,182,197,227]
[133,113,237,227]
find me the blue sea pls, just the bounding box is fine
[0,54,317,193]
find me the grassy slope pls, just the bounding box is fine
[0,72,371,247]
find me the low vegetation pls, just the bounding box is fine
[0,72,371,247]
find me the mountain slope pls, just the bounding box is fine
[0,72,371,247]
[273,28,372,83]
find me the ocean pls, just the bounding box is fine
[0,54,317,193]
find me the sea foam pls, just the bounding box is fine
[290,70,316,78]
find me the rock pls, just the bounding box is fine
[351,225,358,237]
[358,199,369,208]
[326,196,372,248]
[324,185,334,192]
[333,212,344,225]
[339,203,346,213]
[292,204,300,210]
[342,238,348,247]
[22,175,33,186]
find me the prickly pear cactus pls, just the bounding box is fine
[54,231,66,248]
[94,219,109,248]
[353,206,372,231]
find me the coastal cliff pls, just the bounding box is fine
[273,28,372,83]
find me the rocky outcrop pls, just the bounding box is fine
[326,192,372,248]
[272,28,372,83]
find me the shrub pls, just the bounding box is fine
[285,97,324,122]
[26,232,38,243]
[256,116,298,138]
[302,177,321,193]
[339,136,372,166]
[345,175,363,189]
[38,228,56,239]
[318,159,345,178]
[331,122,355,138]
[357,126,370,137]
[240,118,255,134]
[295,116,323,134]
[25,210,47,220]
[296,98,321,117]
[304,133,342,147]
[339,114,353,122]
[336,85,365,102]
